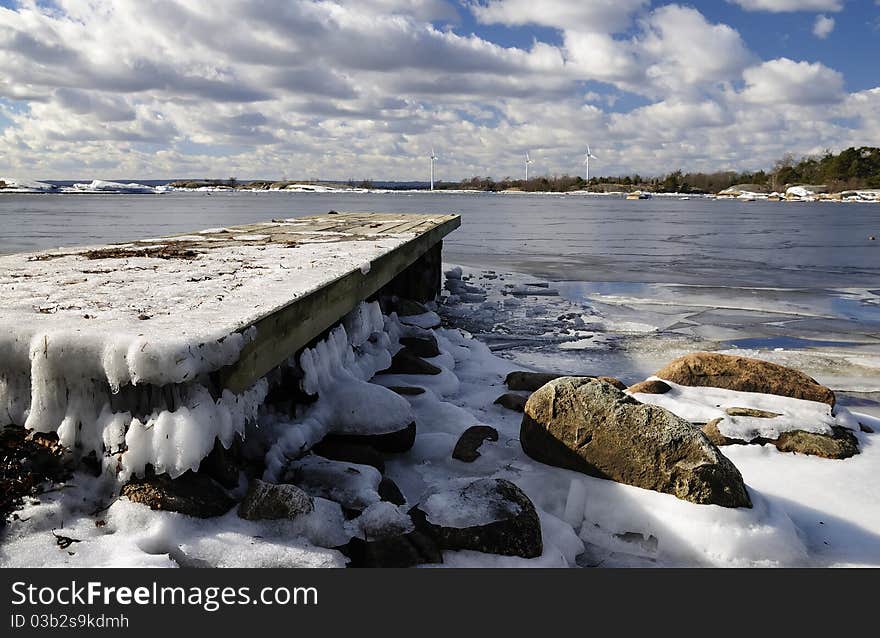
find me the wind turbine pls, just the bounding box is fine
[524,151,534,181]
[584,145,598,182]
[429,148,438,190]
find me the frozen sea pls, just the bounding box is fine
[2,190,879,409]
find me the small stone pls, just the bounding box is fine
[724,407,782,418]
[494,393,528,413]
[379,348,441,376]
[506,371,564,392]
[320,421,417,454]
[399,334,441,358]
[388,385,426,396]
[452,425,500,462]
[378,477,406,505]
[627,379,672,394]
[238,479,314,520]
[773,427,859,460]
[341,530,442,568]
[410,478,543,558]
[121,472,234,518]
[312,438,386,473]
[597,376,626,390]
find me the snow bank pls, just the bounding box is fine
[629,377,858,441]
[0,178,58,192]
[72,180,158,194]
[564,476,807,567]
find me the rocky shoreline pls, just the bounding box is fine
[2,280,873,566]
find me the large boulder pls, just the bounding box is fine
[653,353,835,407]
[410,478,542,558]
[521,378,752,508]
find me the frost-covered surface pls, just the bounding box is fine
[0,219,425,478]
[630,378,859,441]
[421,478,522,528]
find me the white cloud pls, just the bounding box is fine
[0,1,872,181]
[471,0,648,32]
[636,5,755,96]
[813,14,836,38]
[728,0,844,12]
[741,58,845,105]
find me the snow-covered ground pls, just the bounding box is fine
[2,263,878,567]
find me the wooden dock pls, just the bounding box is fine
[0,212,460,395]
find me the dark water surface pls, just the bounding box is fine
[2,191,879,288]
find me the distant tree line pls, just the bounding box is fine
[163,147,880,194]
[436,147,880,194]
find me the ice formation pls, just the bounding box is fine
[263,302,414,480]
[0,223,421,480]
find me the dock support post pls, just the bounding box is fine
[378,240,443,303]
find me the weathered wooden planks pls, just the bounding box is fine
[216,213,460,393]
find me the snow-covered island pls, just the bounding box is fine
[1,216,878,568]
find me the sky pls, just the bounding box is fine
[0,0,878,181]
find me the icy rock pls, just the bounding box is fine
[120,472,234,518]
[398,311,441,329]
[284,456,382,512]
[312,438,386,472]
[398,334,441,358]
[410,478,543,558]
[382,297,429,317]
[506,371,565,392]
[341,529,442,568]
[387,385,426,396]
[444,266,463,280]
[494,393,528,413]
[632,379,856,444]
[452,425,499,462]
[238,479,314,521]
[653,352,835,407]
[356,501,414,539]
[702,421,860,459]
[521,378,752,508]
[378,477,406,506]
[378,348,441,376]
